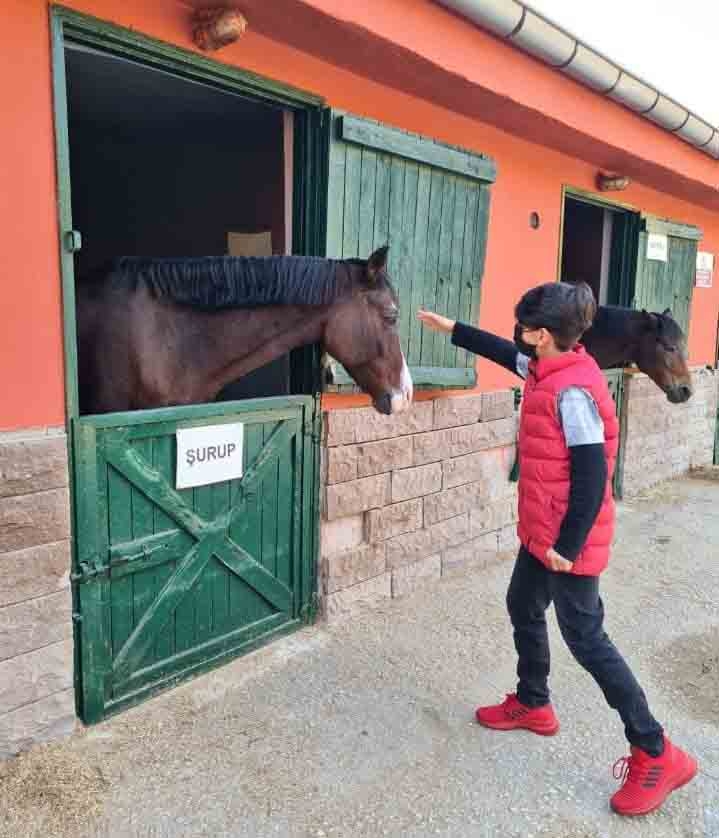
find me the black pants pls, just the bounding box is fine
[507,546,664,756]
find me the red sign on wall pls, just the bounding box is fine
[696,252,714,288]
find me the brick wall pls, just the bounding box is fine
[320,391,519,620]
[621,366,718,497]
[0,429,76,759]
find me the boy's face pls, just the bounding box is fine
[514,323,559,359]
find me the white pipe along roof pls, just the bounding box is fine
[436,0,719,159]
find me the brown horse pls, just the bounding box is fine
[77,246,413,415]
[581,306,692,403]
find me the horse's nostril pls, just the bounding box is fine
[374,393,392,415]
[667,384,692,403]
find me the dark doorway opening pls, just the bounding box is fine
[66,45,295,407]
[560,194,639,309]
[561,198,609,303]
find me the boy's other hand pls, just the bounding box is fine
[417,310,456,334]
[546,548,573,573]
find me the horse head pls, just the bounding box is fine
[635,309,692,403]
[323,246,413,415]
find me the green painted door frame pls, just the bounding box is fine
[603,369,626,499]
[559,188,703,494]
[50,6,328,721]
[50,5,329,421]
[558,187,639,500]
[559,186,641,308]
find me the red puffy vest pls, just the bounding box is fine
[517,345,619,575]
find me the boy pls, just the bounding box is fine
[417,281,697,816]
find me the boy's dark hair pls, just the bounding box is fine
[515,281,596,350]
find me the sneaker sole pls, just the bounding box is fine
[476,717,560,737]
[611,758,699,817]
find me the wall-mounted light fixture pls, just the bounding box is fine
[192,8,248,51]
[596,172,631,192]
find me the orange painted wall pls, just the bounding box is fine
[288,0,719,207]
[1,0,66,430]
[2,0,717,428]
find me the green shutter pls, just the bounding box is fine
[324,113,495,390]
[634,216,701,333]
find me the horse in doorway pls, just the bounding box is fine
[76,246,413,415]
[581,306,693,403]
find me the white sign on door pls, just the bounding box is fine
[176,423,244,489]
[646,233,668,262]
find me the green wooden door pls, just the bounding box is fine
[634,217,701,331]
[607,211,640,308]
[603,369,626,499]
[324,113,495,390]
[72,397,317,723]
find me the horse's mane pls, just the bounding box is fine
[589,306,635,338]
[590,305,685,342]
[101,255,371,309]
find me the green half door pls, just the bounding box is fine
[72,398,317,723]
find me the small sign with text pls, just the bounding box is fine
[176,423,244,489]
[646,233,668,262]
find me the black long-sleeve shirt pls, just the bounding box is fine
[451,322,607,562]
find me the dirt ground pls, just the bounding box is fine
[1,477,717,838]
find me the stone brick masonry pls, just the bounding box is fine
[321,392,520,620]
[320,368,719,618]
[621,366,718,496]
[0,428,75,759]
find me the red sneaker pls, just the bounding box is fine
[475,693,560,736]
[611,736,698,816]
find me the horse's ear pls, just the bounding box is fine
[640,310,657,331]
[662,307,673,318]
[367,245,389,285]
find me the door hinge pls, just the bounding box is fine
[300,592,320,624]
[64,229,82,253]
[303,421,323,446]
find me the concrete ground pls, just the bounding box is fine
[1,477,718,838]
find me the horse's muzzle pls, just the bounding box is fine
[374,390,412,415]
[374,358,413,415]
[666,383,692,403]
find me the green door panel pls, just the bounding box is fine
[72,397,316,723]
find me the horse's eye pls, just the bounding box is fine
[384,311,399,325]
[664,345,677,353]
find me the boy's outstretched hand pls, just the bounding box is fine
[417,310,456,334]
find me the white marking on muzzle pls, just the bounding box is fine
[390,355,413,414]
